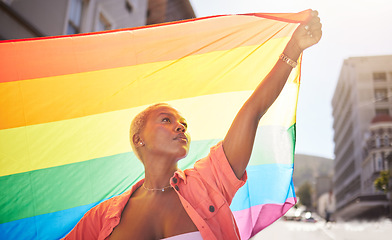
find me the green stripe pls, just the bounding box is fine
[249,124,295,165]
[0,139,219,224]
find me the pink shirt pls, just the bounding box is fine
[63,142,247,240]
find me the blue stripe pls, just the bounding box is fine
[0,202,98,240]
[230,163,295,212]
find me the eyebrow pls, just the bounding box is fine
[158,112,187,122]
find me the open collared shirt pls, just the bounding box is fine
[63,142,247,240]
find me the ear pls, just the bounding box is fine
[132,134,144,147]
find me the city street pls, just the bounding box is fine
[252,218,392,240]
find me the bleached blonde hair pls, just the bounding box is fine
[129,103,170,160]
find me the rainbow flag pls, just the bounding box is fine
[0,10,310,239]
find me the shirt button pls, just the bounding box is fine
[209,205,215,212]
[172,177,178,184]
[174,185,179,191]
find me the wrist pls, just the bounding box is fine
[283,39,302,61]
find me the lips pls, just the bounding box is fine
[174,134,188,142]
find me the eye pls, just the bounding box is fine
[162,117,171,123]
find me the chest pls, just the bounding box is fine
[107,190,197,240]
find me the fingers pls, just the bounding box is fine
[303,11,322,39]
[305,10,320,27]
[305,22,322,35]
[307,16,321,30]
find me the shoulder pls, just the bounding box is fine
[79,191,128,225]
[183,142,246,202]
[193,141,226,168]
[63,187,137,239]
[194,142,246,183]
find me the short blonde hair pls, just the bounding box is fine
[129,103,170,159]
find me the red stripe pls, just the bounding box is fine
[0,11,310,44]
[243,9,312,23]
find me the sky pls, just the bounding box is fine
[189,0,392,159]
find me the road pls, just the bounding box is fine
[251,219,392,240]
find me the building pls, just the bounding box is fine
[0,0,149,40]
[332,55,392,219]
[293,154,334,213]
[315,175,333,200]
[146,0,195,25]
[0,0,195,41]
[315,176,335,219]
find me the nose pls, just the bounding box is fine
[175,123,186,132]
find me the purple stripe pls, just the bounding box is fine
[233,197,297,239]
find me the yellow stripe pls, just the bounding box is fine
[1,37,291,130]
[0,76,298,177]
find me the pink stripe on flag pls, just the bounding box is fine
[233,197,297,239]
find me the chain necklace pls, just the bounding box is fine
[142,183,172,192]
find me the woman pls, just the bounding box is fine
[64,10,322,240]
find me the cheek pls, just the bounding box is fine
[148,127,171,143]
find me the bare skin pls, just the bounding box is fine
[109,11,322,240]
[108,186,197,239]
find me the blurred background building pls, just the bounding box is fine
[146,0,194,25]
[292,154,334,216]
[0,0,195,40]
[332,55,392,220]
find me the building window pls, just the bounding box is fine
[375,153,383,171]
[375,135,381,148]
[125,0,133,13]
[376,109,390,115]
[67,0,86,34]
[385,135,390,147]
[374,89,388,102]
[96,13,112,32]
[386,152,391,169]
[373,72,387,82]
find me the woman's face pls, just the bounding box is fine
[139,106,190,161]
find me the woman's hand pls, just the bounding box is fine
[288,10,322,57]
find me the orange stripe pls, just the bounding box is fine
[0,13,306,83]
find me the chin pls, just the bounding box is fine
[176,148,189,161]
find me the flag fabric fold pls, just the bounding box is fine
[0,10,310,239]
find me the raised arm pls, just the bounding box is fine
[223,10,322,179]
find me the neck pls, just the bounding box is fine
[143,160,178,190]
